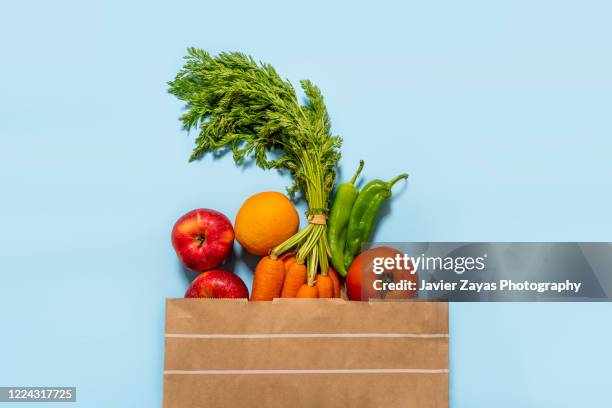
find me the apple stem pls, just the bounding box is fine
[196,234,206,247]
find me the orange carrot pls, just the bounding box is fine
[251,256,286,301]
[296,283,319,298]
[316,275,334,298]
[280,262,307,298]
[282,254,297,271]
[279,252,295,262]
[328,268,341,298]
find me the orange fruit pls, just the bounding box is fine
[234,192,299,256]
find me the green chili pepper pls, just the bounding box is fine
[344,173,408,270]
[327,160,365,277]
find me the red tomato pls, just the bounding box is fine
[346,246,418,301]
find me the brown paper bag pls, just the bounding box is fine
[163,299,448,408]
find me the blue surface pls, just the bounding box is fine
[1,1,611,406]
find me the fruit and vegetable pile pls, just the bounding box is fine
[168,49,414,301]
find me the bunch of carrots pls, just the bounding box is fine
[251,254,341,300]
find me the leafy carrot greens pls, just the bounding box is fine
[168,48,342,284]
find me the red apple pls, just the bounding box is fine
[185,270,249,299]
[346,246,418,301]
[172,209,234,272]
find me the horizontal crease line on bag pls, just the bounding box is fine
[164,368,449,375]
[165,333,448,339]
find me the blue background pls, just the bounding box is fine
[1,0,611,406]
